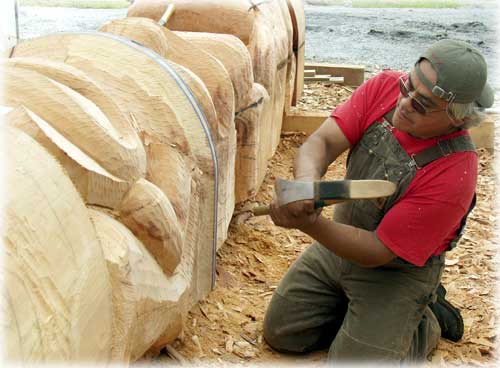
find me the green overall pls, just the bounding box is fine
[263,119,476,362]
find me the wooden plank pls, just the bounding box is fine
[283,111,495,149]
[305,62,365,86]
[304,69,316,77]
[282,111,329,134]
[304,75,344,83]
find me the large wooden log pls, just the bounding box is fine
[2,126,113,362]
[129,1,293,202]
[170,31,276,203]
[166,61,232,246]
[12,33,219,300]
[254,0,293,152]
[89,208,189,362]
[99,18,236,243]
[127,0,294,161]
[128,0,255,44]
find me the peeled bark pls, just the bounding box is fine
[2,126,113,363]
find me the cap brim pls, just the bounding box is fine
[476,82,495,108]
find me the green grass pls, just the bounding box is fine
[309,0,463,8]
[352,0,461,8]
[19,0,130,8]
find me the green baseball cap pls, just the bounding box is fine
[415,39,494,108]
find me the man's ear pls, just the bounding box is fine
[451,118,465,127]
[448,113,465,127]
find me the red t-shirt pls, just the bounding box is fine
[331,70,477,266]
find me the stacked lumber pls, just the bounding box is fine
[2,0,306,364]
[128,0,305,202]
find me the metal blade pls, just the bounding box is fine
[275,179,397,207]
[275,178,314,206]
[317,179,397,200]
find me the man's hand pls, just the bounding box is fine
[268,198,322,230]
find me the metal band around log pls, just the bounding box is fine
[78,32,220,289]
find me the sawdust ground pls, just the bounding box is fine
[140,83,498,366]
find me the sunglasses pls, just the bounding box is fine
[398,76,448,115]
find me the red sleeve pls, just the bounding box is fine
[376,153,477,266]
[331,70,401,146]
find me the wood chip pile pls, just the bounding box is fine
[143,83,498,366]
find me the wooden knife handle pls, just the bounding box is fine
[252,205,270,216]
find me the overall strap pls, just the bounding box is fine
[411,135,476,169]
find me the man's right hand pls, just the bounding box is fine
[268,198,322,230]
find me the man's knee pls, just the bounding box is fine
[263,292,339,354]
[328,328,403,362]
[263,293,303,353]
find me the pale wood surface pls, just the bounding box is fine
[287,0,306,105]
[3,1,307,361]
[2,126,113,362]
[13,33,218,302]
[125,1,294,201]
[2,57,146,208]
[175,30,253,112]
[234,83,271,203]
[127,0,292,164]
[246,1,291,157]
[128,0,256,44]
[284,52,297,115]
[304,63,366,86]
[89,208,188,362]
[99,18,236,244]
[119,179,184,276]
[1,63,145,182]
[5,106,133,209]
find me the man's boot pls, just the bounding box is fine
[429,284,464,342]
